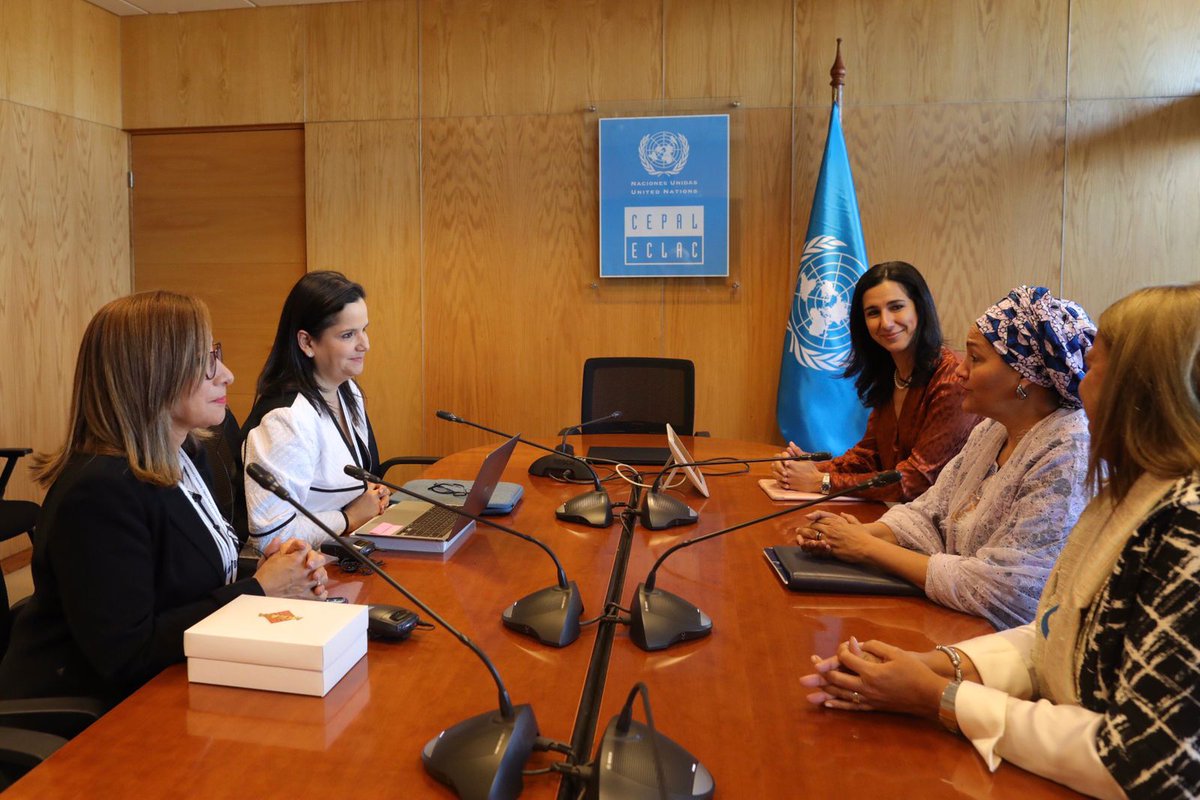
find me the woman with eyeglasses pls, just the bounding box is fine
[799,283,1200,799]
[774,262,980,502]
[0,291,327,707]
[242,271,389,548]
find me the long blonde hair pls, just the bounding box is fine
[1087,282,1200,502]
[35,291,213,488]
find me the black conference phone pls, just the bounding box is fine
[368,604,422,641]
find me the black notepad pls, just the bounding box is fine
[763,545,924,597]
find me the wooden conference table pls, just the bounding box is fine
[6,435,1082,799]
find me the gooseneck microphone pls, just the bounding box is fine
[436,410,613,527]
[628,470,902,651]
[536,410,623,459]
[246,462,538,800]
[640,453,833,531]
[584,682,713,800]
[344,465,583,648]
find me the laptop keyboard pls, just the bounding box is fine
[398,506,459,540]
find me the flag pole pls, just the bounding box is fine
[830,38,845,106]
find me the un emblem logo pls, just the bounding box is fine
[785,236,864,372]
[638,131,690,176]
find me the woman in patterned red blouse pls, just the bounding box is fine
[773,261,980,501]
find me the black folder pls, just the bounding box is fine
[763,545,924,597]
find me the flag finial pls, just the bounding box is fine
[830,38,846,105]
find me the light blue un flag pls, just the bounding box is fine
[776,102,869,454]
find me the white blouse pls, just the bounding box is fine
[178,448,239,584]
[242,383,373,548]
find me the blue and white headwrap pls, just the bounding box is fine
[976,286,1096,408]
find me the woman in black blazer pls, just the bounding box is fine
[0,291,328,707]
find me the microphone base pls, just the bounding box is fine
[638,492,698,530]
[587,715,715,800]
[528,453,592,481]
[555,490,613,528]
[422,704,539,800]
[628,584,712,652]
[501,582,584,647]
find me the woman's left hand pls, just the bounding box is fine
[801,638,947,718]
[794,511,875,563]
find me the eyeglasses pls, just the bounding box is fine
[205,342,223,380]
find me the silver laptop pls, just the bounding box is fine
[350,436,519,555]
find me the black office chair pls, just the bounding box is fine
[0,594,105,789]
[0,448,39,657]
[581,357,697,435]
[0,449,104,787]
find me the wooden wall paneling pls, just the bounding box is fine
[1063,97,1200,316]
[664,0,792,108]
[1069,0,1200,100]
[306,0,420,123]
[121,7,304,130]
[664,108,793,444]
[69,0,122,129]
[0,0,121,128]
[421,114,664,455]
[0,102,39,514]
[794,0,1068,106]
[800,101,1067,347]
[305,120,425,466]
[0,101,129,528]
[421,0,663,118]
[132,130,306,421]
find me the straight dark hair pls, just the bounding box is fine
[255,271,367,426]
[843,261,944,409]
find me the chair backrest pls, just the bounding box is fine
[581,357,695,436]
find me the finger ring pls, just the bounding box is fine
[815,531,823,541]
[852,691,862,704]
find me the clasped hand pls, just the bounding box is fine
[255,538,330,600]
[793,510,873,563]
[772,442,823,492]
[343,482,391,530]
[800,636,947,719]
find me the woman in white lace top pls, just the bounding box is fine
[795,286,1096,629]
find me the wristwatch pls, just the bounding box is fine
[938,680,962,734]
[819,472,832,494]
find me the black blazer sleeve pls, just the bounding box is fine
[1,456,264,702]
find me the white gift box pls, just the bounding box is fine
[184,595,368,697]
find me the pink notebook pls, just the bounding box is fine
[757,479,861,503]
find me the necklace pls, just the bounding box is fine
[893,370,913,390]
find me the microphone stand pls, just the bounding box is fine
[531,410,623,461]
[437,410,614,527]
[345,465,584,648]
[639,453,832,531]
[246,463,538,800]
[628,471,901,651]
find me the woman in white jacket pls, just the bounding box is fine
[242,271,390,547]
[800,283,1200,799]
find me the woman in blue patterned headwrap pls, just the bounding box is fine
[795,286,1096,629]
